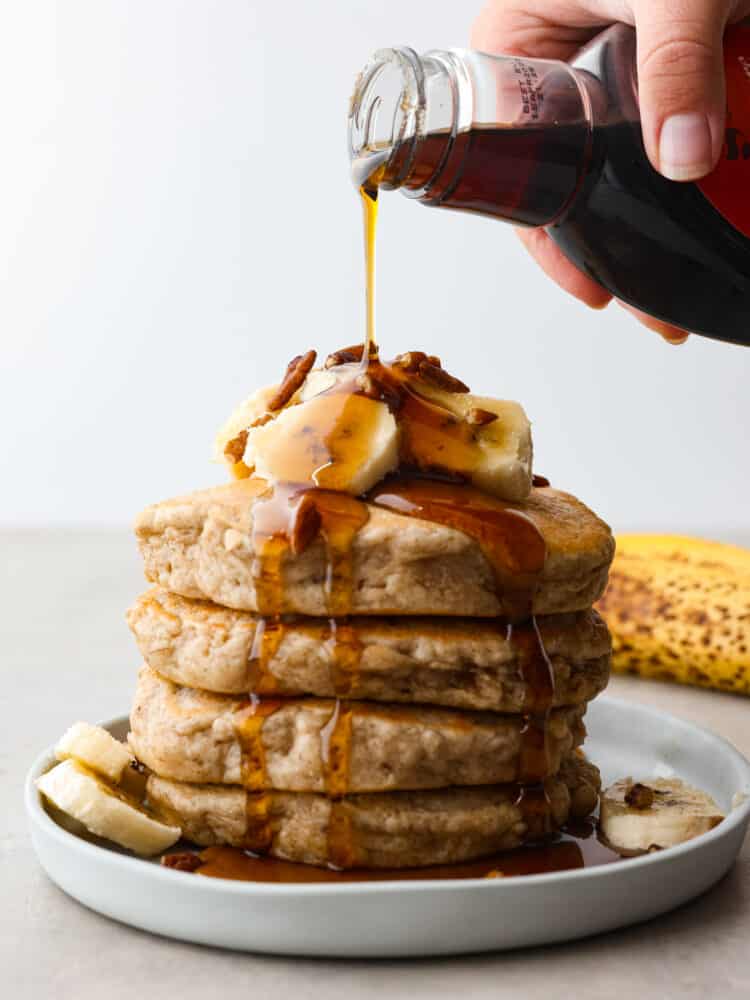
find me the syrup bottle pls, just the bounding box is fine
[349,24,750,346]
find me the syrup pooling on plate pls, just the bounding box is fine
[174,817,620,881]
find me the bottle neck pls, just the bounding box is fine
[349,47,593,227]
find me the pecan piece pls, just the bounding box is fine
[290,493,322,555]
[161,852,202,872]
[417,360,470,393]
[393,351,428,373]
[393,351,444,373]
[267,350,317,411]
[466,407,498,427]
[355,371,403,411]
[325,344,365,368]
[224,429,248,464]
[625,782,655,810]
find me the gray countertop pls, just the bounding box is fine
[3,529,749,999]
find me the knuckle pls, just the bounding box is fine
[639,33,717,84]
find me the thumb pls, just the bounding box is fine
[635,0,729,181]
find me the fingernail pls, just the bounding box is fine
[659,113,713,181]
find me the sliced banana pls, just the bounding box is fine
[213,384,278,470]
[56,722,133,783]
[599,777,724,855]
[56,720,147,799]
[455,393,532,501]
[403,377,533,501]
[37,759,181,856]
[216,368,532,501]
[246,389,399,495]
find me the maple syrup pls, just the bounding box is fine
[325,618,363,696]
[368,478,554,806]
[165,817,620,882]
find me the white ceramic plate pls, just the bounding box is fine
[26,697,750,957]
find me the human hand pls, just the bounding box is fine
[471,0,750,343]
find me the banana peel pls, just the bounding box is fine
[596,534,750,696]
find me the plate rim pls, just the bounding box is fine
[26,695,750,897]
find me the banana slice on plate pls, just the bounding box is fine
[37,723,181,856]
[56,721,133,782]
[599,777,724,855]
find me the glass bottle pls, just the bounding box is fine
[348,24,750,346]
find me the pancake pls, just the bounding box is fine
[127,588,611,711]
[146,753,601,868]
[134,479,614,617]
[129,666,586,792]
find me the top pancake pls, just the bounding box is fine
[135,479,614,617]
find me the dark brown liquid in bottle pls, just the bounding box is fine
[370,41,750,344]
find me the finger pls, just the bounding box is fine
[634,0,730,180]
[516,228,612,308]
[471,0,616,59]
[617,300,690,343]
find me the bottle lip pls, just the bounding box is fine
[348,46,426,191]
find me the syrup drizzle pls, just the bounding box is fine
[368,478,555,831]
[234,696,284,851]
[360,182,379,357]
[228,165,558,867]
[325,618,363,696]
[247,617,285,693]
[320,699,357,869]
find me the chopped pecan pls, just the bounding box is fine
[290,493,322,555]
[267,350,317,411]
[393,351,428,373]
[224,429,249,464]
[466,407,498,427]
[417,360,470,393]
[161,852,202,872]
[393,351,444,373]
[625,782,655,810]
[356,372,403,411]
[325,344,365,368]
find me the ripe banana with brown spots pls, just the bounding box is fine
[596,535,750,696]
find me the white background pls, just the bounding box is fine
[1,1,747,535]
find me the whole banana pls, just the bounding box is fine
[596,535,750,696]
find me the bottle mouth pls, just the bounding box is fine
[348,47,426,191]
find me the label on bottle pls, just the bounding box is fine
[696,24,750,238]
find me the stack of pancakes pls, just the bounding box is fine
[126,476,614,869]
